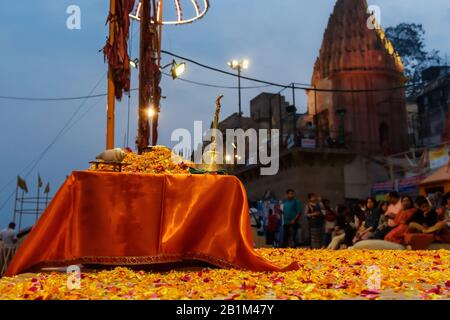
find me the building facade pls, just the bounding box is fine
[416,66,450,146]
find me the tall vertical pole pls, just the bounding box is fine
[278,94,283,149]
[151,0,161,146]
[291,83,296,108]
[137,0,152,153]
[45,192,49,209]
[238,67,242,117]
[35,179,41,223]
[12,185,18,225]
[268,96,273,140]
[291,83,297,141]
[18,190,25,231]
[106,0,116,150]
[314,85,319,147]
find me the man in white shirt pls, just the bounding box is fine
[0,222,18,249]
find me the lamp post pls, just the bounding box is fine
[228,59,249,117]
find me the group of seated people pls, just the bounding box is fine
[328,191,450,250]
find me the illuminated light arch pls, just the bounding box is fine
[130,0,210,25]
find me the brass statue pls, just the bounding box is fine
[211,94,224,164]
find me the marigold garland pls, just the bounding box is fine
[89,146,191,174]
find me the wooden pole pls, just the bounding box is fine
[137,0,152,153]
[106,0,116,150]
[151,0,160,147]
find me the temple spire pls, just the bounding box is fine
[312,0,403,84]
[308,0,409,155]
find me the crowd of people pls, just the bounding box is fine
[254,190,450,250]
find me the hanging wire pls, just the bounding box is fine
[0,73,107,216]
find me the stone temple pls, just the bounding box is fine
[307,0,409,156]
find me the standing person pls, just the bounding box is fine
[266,209,280,246]
[323,199,337,246]
[0,223,18,249]
[353,197,380,243]
[273,202,283,247]
[281,189,302,248]
[0,223,19,277]
[305,194,325,249]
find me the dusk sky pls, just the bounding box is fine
[0,0,449,228]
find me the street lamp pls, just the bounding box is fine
[228,59,249,117]
[129,58,139,69]
[161,59,186,79]
[132,59,186,78]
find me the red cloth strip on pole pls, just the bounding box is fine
[103,0,136,100]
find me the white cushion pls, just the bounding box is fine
[350,240,405,250]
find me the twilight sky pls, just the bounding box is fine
[0,0,449,228]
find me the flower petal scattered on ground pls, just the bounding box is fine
[0,249,449,300]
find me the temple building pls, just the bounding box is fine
[307,0,409,155]
[218,0,414,203]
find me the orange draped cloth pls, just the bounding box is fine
[6,171,297,276]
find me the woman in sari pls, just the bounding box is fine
[384,196,415,244]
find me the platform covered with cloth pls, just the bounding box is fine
[6,171,298,276]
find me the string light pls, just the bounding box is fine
[130,0,210,25]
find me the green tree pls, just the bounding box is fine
[385,23,442,96]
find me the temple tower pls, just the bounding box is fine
[308,0,409,155]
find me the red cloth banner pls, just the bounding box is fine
[102,0,135,100]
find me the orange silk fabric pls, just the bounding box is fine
[6,171,297,276]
